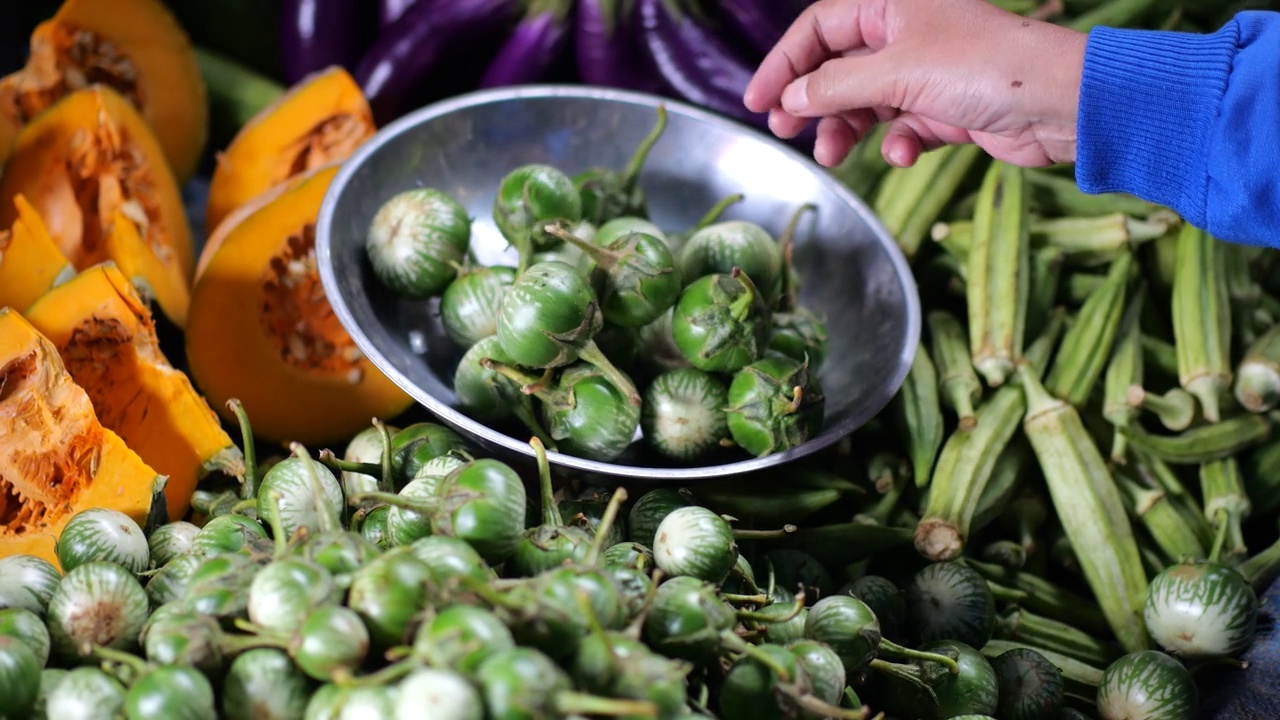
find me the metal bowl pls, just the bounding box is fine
[315,85,920,483]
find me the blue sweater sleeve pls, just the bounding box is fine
[1075,12,1280,248]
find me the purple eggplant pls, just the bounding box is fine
[636,0,816,149]
[379,0,420,28]
[280,0,370,83]
[715,0,805,59]
[355,0,520,124]
[576,0,669,93]
[480,0,575,88]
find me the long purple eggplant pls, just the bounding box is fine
[576,0,668,93]
[716,0,805,59]
[480,0,575,88]
[379,0,420,28]
[280,0,369,83]
[355,0,520,124]
[636,0,816,148]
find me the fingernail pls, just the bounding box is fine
[781,77,810,113]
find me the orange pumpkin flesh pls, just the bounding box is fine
[24,263,243,522]
[187,164,414,447]
[0,0,208,182]
[0,195,75,313]
[0,307,160,567]
[0,85,194,328]
[205,66,375,235]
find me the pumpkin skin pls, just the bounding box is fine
[0,86,195,328]
[0,195,74,313]
[0,0,208,182]
[186,163,414,446]
[205,66,374,235]
[24,263,243,522]
[0,307,160,568]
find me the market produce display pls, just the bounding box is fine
[0,0,1278,718]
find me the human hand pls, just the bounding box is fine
[743,0,1088,169]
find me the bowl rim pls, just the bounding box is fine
[315,83,921,480]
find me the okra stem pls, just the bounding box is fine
[931,220,972,264]
[1103,294,1146,461]
[994,607,1122,667]
[1233,323,1280,413]
[1240,533,1280,592]
[927,310,983,431]
[1200,458,1250,562]
[1125,385,1196,431]
[1115,471,1207,564]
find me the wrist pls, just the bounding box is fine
[1020,21,1088,164]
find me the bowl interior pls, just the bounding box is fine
[317,86,919,481]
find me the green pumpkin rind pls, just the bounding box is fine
[642,368,730,460]
[123,666,217,720]
[441,266,518,349]
[0,607,50,667]
[46,562,150,662]
[1143,560,1259,660]
[725,355,826,457]
[44,666,126,720]
[221,648,311,720]
[347,547,433,650]
[680,220,782,294]
[671,273,768,374]
[366,188,472,298]
[904,560,997,648]
[652,506,738,584]
[1096,651,1198,720]
[147,521,201,568]
[56,508,150,575]
[991,647,1066,720]
[0,555,61,617]
[246,558,341,635]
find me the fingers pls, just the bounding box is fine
[814,117,857,168]
[744,0,880,114]
[778,53,903,119]
[881,113,975,166]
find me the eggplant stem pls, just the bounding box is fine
[623,568,664,639]
[739,592,807,623]
[92,644,150,674]
[783,385,805,415]
[878,637,961,674]
[335,657,418,687]
[578,340,642,405]
[725,634,793,680]
[374,418,395,494]
[227,399,258,499]
[780,686,872,720]
[546,222,618,269]
[732,524,797,540]
[230,498,258,515]
[728,561,764,595]
[512,399,559,450]
[458,574,522,610]
[583,486,629,565]
[621,104,669,190]
[318,450,382,482]
[723,592,771,606]
[530,437,565,528]
[348,491,439,514]
[261,490,290,558]
[555,692,659,717]
[693,193,746,232]
[1208,507,1230,563]
[777,203,817,312]
[290,443,339,534]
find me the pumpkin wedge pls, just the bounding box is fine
[0,0,208,181]
[205,66,374,234]
[24,263,243,522]
[187,163,414,446]
[0,195,75,313]
[0,85,195,328]
[0,307,161,567]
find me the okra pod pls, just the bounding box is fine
[930,220,972,264]
[1017,362,1152,652]
[1063,272,1106,305]
[1240,533,1280,593]
[994,607,1122,667]
[927,310,983,431]
[1141,333,1180,379]
[1115,471,1207,564]
[895,347,945,489]
[790,521,914,568]
[1201,457,1251,562]
[694,469,862,525]
[1245,439,1280,516]
[969,437,1032,535]
[980,540,1027,570]
[968,160,1031,387]
[1224,243,1265,348]
[865,452,910,525]
[915,313,1064,561]
[966,559,1111,636]
[1128,447,1215,549]
[1123,413,1271,464]
[1147,226,1179,291]
[1031,212,1176,268]
[1068,0,1164,31]
[1125,386,1196,431]
[1026,247,1066,337]
[1234,323,1280,413]
[1045,252,1133,406]
[1102,294,1146,460]
[832,124,891,199]
[1025,168,1157,218]
[873,144,984,261]
[1172,223,1233,422]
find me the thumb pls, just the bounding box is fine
[779,52,905,118]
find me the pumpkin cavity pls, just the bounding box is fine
[259,223,365,382]
[3,24,142,126]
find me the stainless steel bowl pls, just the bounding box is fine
[315,85,920,483]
